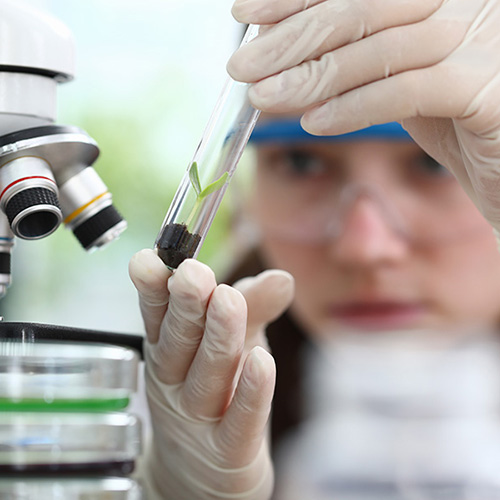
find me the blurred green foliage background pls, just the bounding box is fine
[0,0,249,334]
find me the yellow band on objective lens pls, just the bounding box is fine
[63,192,109,224]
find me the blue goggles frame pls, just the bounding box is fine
[249,119,412,144]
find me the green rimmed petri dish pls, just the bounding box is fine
[0,338,139,412]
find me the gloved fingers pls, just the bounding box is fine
[215,346,276,468]
[153,259,218,385]
[246,17,465,114]
[178,270,293,420]
[233,269,295,350]
[180,283,247,420]
[299,62,475,136]
[231,0,325,25]
[227,0,442,84]
[128,248,172,344]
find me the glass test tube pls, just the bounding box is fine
[155,25,261,269]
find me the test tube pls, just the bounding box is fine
[155,25,261,269]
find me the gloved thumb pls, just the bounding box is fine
[233,269,295,346]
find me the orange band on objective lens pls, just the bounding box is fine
[63,192,108,224]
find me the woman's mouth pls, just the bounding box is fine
[329,301,427,330]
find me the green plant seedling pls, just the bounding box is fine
[186,161,229,226]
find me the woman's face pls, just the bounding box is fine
[251,140,500,340]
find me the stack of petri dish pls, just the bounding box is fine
[0,322,144,499]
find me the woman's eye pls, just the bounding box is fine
[413,153,452,178]
[282,150,326,177]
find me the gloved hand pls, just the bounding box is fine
[129,249,294,500]
[227,0,500,235]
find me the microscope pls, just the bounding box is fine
[0,0,126,299]
[0,3,144,497]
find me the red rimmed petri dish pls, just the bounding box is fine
[0,412,142,476]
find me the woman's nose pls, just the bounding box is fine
[328,195,409,267]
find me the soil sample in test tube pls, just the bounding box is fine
[156,222,201,269]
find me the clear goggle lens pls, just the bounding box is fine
[251,148,488,246]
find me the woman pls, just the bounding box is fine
[130,120,500,498]
[226,117,500,498]
[129,0,500,498]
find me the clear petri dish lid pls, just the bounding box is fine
[0,477,143,499]
[0,329,140,411]
[0,412,142,475]
[0,322,144,356]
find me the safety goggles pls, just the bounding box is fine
[248,120,487,246]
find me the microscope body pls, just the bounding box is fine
[0,0,126,298]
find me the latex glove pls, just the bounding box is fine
[128,249,294,500]
[227,0,500,234]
